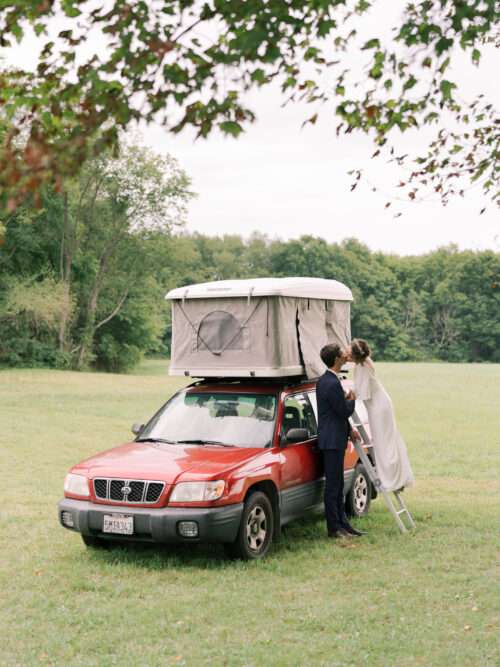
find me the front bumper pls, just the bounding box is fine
[58,498,243,544]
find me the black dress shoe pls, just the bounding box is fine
[341,523,366,537]
[328,528,352,539]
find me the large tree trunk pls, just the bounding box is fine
[75,232,128,369]
[58,191,73,352]
[76,263,105,369]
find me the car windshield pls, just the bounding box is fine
[139,391,278,449]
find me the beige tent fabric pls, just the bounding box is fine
[296,299,329,378]
[326,300,351,348]
[170,296,303,376]
[295,299,350,378]
[169,295,350,378]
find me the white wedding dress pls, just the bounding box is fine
[353,358,415,492]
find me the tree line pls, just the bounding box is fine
[160,233,499,364]
[0,145,498,371]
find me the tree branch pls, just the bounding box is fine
[173,17,205,43]
[94,289,129,331]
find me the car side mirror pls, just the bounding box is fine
[131,422,144,436]
[284,427,309,444]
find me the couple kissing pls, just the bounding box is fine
[317,340,414,540]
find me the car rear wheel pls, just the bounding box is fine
[346,464,372,517]
[225,491,274,560]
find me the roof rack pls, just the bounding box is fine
[186,375,314,389]
[185,365,350,389]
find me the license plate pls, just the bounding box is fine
[103,514,134,535]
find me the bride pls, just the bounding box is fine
[348,339,415,492]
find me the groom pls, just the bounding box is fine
[317,344,363,539]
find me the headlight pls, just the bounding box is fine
[170,480,225,503]
[64,473,90,497]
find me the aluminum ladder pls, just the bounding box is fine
[351,410,416,534]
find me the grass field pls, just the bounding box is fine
[1,360,499,667]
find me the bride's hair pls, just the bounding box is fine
[351,338,371,363]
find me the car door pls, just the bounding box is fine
[279,392,323,522]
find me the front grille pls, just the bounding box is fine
[146,482,164,502]
[93,478,165,504]
[94,478,107,498]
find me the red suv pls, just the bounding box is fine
[58,377,374,559]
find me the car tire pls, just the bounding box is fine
[81,535,109,548]
[346,464,372,517]
[225,491,274,560]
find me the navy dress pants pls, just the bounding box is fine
[323,448,346,533]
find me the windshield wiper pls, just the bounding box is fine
[136,437,177,444]
[176,439,234,447]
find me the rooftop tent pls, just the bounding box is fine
[165,277,353,379]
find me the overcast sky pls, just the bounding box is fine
[5,5,499,256]
[142,37,499,257]
[143,88,499,256]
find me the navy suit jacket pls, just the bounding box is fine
[316,370,355,451]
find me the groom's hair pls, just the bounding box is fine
[320,344,342,368]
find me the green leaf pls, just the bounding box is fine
[439,57,450,74]
[435,36,453,55]
[302,113,318,128]
[317,19,336,37]
[64,7,81,18]
[424,112,439,123]
[219,121,243,137]
[403,75,417,91]
[62,1,82,18]
[362,38,380,50]
[11,23,24,42]
[472,49,481,65]
[251,69,267,85]
[304,47,320,61]
[440,80,457,101]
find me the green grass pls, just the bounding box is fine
[1,361,499,667]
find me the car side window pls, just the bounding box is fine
[282,393,318,440]
[308,391,318,421]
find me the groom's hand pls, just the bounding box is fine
[345,389,356,401]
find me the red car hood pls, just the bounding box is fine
[72,441,264,484]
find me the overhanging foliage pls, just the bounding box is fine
[0,1,498,213]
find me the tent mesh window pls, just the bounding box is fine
[197,310,245,354]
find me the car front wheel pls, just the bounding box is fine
[225,491,274,560]
[346,464,372,517]
[81,535,109,548]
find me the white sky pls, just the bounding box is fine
[144,88,499,255]
[4,5,499,256]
